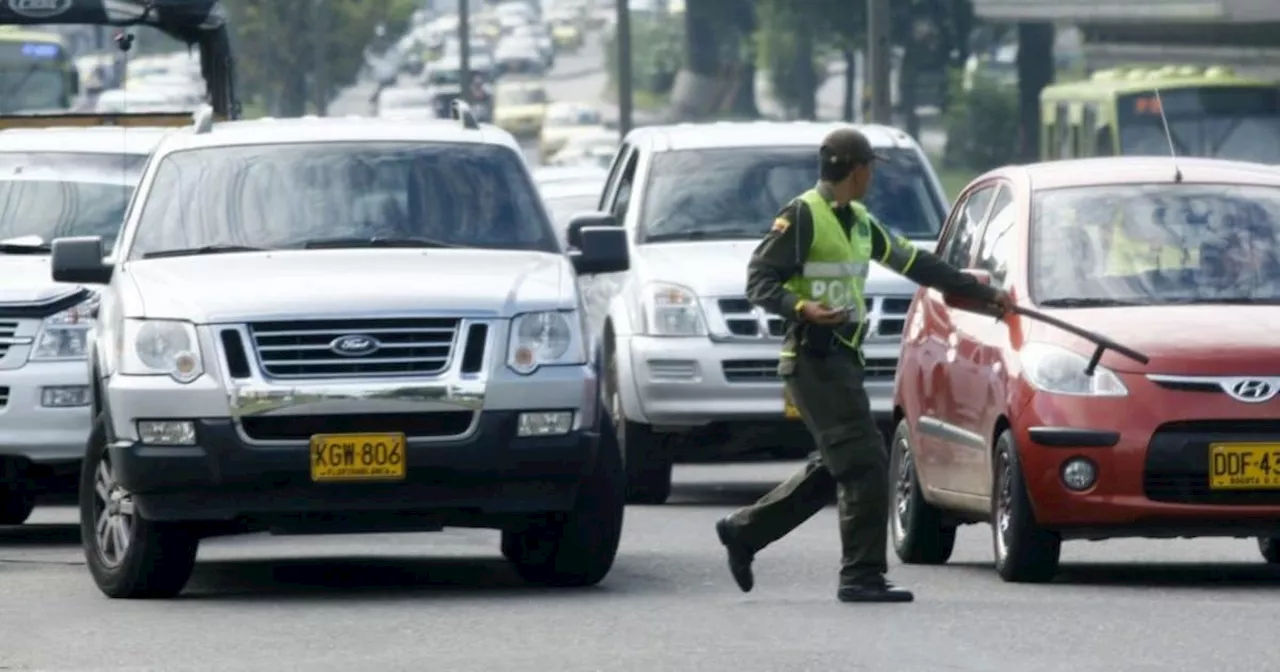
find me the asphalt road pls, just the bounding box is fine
[3,462,1279,672]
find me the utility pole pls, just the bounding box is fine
[459,0,472,104]
[867,0,892,124]
[616,0,633,135]
[313,0,330,115]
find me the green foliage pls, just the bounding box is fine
[941,70,1019,172]
[221,0,418,115]
[604,15,684,96]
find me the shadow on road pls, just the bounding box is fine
[661,482,801,508]
[182,555,646,601]
[949,561,1280,587]
[0,523,81,547]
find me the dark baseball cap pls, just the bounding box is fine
[820,127,889,165]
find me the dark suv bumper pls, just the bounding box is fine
[110,411,599,526]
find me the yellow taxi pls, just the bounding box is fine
[550,20,583,51]
[538,101,605,159]
[494,80,549,137]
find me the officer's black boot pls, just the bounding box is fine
[715,518,755,592]
[837,575,914,603]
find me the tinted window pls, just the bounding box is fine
[1031,183,1280,305]
[130,142,556,258]
[1118,88,1280,163]
[638,147,946,243]
[940,185,995,268]
[974,188,1016,286]
[0,152,146,249]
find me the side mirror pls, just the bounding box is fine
[570,226,628,275]
[565,211,616,250]
[943,269,1000,316]
[51,237,113,285]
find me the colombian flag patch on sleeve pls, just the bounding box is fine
[771,217,790,233]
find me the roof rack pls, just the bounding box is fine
[192,105,215,134]
[451,100,479,130]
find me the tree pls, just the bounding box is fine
[670,0,759,119]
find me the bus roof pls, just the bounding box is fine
[1041,65,1273,102]
[0,0,225,45]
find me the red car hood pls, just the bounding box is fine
[1023,304,1280,375]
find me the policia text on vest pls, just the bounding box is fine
[714,175,1010,603]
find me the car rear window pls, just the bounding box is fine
[639,146,946,243]
[129,142,557,258]
[1032,183,1280,305]
[0,152,145,249]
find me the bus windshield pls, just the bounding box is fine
[0,39,70,113]
[1118,87,1280,164]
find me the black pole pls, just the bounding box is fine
[459,0,471,104]
[616,0,633,134]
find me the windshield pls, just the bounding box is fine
[1118,88,1280,163]
[0,152,147,250]
[497,87,546,105]
[0,66,65,113]
[427,68,461,85]
[639,147,946,242]
[1032,183,1280,305]
[129,142,558,258]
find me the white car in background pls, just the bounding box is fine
[539,102,605,160]
[540,177,605,248]
[95,89,194,114]
[0,126,168,525]
[550,127,620,168]
[377,86,438,119]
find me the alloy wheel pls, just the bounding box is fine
[995,450,1013,562]
[892,434,914,543]
[92,457,134,568]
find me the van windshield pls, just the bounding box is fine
[639,147,945,243]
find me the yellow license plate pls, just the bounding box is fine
[1209,442,1280,489]
[783,389,802,420]
[310,433,406,482]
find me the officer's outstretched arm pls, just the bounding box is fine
[869,217,998,301]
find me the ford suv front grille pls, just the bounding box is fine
[0,320,19,359]
[249,318,461,378]
[723,358,897,383]
[715,296,912,340]
[0,386,8,408]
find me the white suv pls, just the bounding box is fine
[0,126,166,524]
[52,106,630,598]
[568,122,950,503]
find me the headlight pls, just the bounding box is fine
[507,311,586,375]
[640,282,706,337]
[1020,342,1127,397]
[29,295,98,361]
[119,319,204,383]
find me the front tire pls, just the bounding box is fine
[1258,537,1280,563]
[607,349,672,504]
[510,419,625,587]
[890,420,956,564]
[992,429,1060,583]
[82,415,199,599]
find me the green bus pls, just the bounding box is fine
[1040,65,1280,163]
[0,28,78,114]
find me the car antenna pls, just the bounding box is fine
[1153,88,1182,183]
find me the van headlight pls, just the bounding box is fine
[29,295,99,361]
[507,311,586,375]
[640,282,706,336]
[1020,342,1127,397]
[119,319,203,383]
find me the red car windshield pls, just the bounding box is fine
[1031,183,1280,305]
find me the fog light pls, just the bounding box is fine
[518,411,573,437]
[1061,457,1097,492]
[137,420,196,446]
[41,385,90,407]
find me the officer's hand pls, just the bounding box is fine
[991,289,1017,317]
[800,302,847,325]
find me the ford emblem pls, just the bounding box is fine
[329,334,380,357]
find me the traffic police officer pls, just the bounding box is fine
[715,127,1014,603]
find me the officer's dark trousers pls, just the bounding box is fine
[726,347,889,583]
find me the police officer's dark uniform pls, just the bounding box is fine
[715,128,1010,603]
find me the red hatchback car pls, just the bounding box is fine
[891,157,1280,582]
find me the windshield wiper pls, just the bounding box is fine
[645,230,761,243]
[142,245,270,259]
[0,242,51,254]
[1037,298,1146,308]
[301,236,456,249]
[1167,297,1280,305]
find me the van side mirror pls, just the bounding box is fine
[51,237,113,285]
[570,225,628,275]
[943,269,1000,316]
[566,211,617,250]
